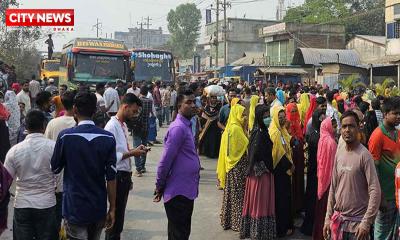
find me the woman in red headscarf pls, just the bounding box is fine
[285,103,305,214]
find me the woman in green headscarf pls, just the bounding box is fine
[298,93,310,125]
[219,103,249,232]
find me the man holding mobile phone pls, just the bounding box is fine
[104,93,147,240]
[154,88,201,240]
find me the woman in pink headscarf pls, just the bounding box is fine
[313,117,338,240]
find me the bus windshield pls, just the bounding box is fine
[132,51,173,81]
[74,54,125,81]
[44,62,60,71]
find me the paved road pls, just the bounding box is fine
[3,126,311,240]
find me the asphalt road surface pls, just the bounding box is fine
[3,126,311,240]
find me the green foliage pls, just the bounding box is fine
[284,0,385,38]
[0,0,43,80]
[389,87,400,97]
[167,3,201,59]
[338,74,365,92]
[374,78,395,96]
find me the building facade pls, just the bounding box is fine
[259,23,346,66]
[114,27,170,49]
[346,35,386,62]
[198,18,279,67]
[386,0,400,55]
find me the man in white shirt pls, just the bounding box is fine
[4,110,57,239]
[104,93,147,239]
[126,81,140,97]
[265,87,282,116]
[29,75,41,107]
[16,81,31,115]
[44,91,76,235]
[104,82,120,117]
[45,78,58,94]
[326,90,341,129]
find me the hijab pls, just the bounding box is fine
[269,106,292,168]
[247,104,273,175]
[317,117,337,199]
[298,93,310,125]
[286,103,303,140]
[248,95,260,131]
[217,100,248,188]
[276,89,285,105]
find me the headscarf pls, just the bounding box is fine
[0,92,10,121]
[248,95,260,131]
[298,93,310,125]
[303,95,317,135]
[53,95,65,117]
[4,90,20,132]
[286,103,303,140]
[11,83,20,94]
[247,105,273,175]
[276,89,285,105]
[217,100,248,188]
[317,117,337,199]
[269,106,292,168]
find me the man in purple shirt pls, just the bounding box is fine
[154,88,200,240]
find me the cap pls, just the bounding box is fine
[48,78,55,83]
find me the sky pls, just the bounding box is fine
[17,0,304,51]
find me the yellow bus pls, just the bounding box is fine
[40,59,61,85]
[59,38,130,89]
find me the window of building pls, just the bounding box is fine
[395,21,400,38]
[394,4,400,16]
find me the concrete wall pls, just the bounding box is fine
[347,37,386,62]
[386,0,400,55]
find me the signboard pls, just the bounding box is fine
[262,23,286,35]
[75,39,126,50]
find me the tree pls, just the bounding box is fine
[167,3,201,59]
[284,0,385,38]
[0,0,43,80]
[338,74,366,92]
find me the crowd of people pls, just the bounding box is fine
[0,75,400,240]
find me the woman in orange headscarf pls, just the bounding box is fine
[286,103,305,214]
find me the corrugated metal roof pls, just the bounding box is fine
[231,52,265,66]
[257,67,308,75]
[292,48,361,66]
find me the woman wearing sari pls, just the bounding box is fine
[218,103,249,231]
[298,93,310,125]
[270,106,294,237]
[4,90,20,146]
[276,89,285,105]
[286,103,305,214]
[199,95,222,158]
[303,95,317,135]
[313,117,337,240]
[300,110,325,236]
[240,104,276,239]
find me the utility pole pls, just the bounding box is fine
[215,0,219,68]
[145,16,152,48]
[223,0,231,69]
[137,17,144,48]
[92,18,102,38]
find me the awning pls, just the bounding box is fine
[257,67,308,75]
[232,66,243,71]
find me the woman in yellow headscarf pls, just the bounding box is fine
[269,106,294,237]
[218,103,249,232]
[297,93,310,125]
[248,95,260,132]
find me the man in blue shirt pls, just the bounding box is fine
[51,92,117,240]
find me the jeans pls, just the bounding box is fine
[156,106,163,127]
[133,135,148,172]
[65,220,104,240]
[13,206,57,240]
[55,192,63,235]
[105,171,132,240]
[163,106,171,124]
